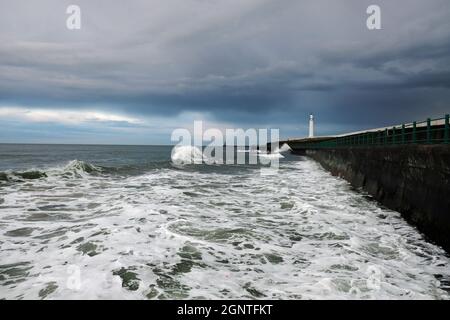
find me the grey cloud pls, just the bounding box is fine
[0,0,450,139]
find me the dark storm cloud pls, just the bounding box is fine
[1,0,450,140]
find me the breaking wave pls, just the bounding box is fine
[60,160,103,177]
[0,160,102,182]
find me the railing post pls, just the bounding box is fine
[412,121,417,144]
[384,128,388,145]
[392,126,396,144]
[445,114,449,144]
[427,118,431,144]
[401,124,405,144]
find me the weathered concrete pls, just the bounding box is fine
[301,145,450,252]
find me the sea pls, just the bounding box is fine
[0,143,450,299]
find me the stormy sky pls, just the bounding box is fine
[1,0,449,144]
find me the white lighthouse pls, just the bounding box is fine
[309,114,314,138]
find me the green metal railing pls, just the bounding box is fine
[297,114,450,149]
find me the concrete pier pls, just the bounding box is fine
[306,145,450,252]
[274,114,450,252]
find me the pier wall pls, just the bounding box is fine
[302,145,450,252]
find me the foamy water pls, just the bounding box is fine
[1,145,450,299]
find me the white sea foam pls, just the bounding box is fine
[0,157,449,299]
[257,143,290,160]
[258,152,284,160]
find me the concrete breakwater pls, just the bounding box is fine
[302,145,450,252]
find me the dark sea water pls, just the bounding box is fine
[0,144,173,172]
[1,143,450,299]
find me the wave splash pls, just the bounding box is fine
[274,143,292,153]
[170,144,291,165]
[171,146,206,167]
